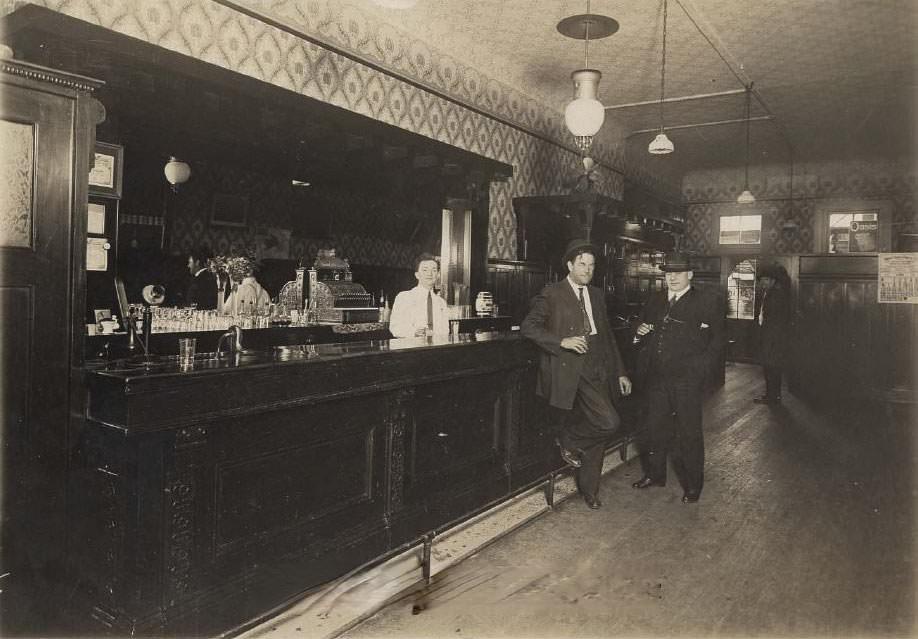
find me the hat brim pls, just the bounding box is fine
[564,243,597,264]
[659,264,692,272]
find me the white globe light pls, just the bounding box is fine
[564,97,605,137]
[164,157,191,186]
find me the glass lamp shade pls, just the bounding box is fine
[565,69,605,138]
[648,132,674,154]
[164,157,191,187]
[737,189,756,204]
[565,97,605,137]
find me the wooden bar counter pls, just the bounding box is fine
[74,332,572,636]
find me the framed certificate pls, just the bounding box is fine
[88,141,124,198]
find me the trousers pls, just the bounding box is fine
[641,376,705,493]
[557,337,621,499]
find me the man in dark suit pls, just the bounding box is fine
[631,252,724,503]
[753,264,791,404]
[521,239,632,510]
[185,247,219,310]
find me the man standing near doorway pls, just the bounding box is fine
[631,252,724,503]
[521,239,632,510]
[753,264,791,404]
[389,253,449,338]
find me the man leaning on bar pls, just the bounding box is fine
[521,238,632,510]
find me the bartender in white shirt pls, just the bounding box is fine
[389,253,450,338]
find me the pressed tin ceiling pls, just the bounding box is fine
[355,0,918,174]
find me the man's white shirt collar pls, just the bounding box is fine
[669,286,690,303]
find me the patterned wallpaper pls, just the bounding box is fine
[681,158,917,254]
[0,0,637,261]
[0,119,34,248]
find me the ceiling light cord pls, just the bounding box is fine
[583,0,592,67]
[744,82,752,189]
[659,0,668,131]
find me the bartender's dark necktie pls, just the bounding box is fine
[578,287,591,335]
[427,290,434,331]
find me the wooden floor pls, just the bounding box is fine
[336,364,915,639]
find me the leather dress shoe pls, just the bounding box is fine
[682,490,701,503]
[753,395,781,404]
[583,494,602,510]
[632,476,665,489]
[555,438,582,468]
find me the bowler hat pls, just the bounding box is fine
[659,252,693,272]
[563,238,597,265]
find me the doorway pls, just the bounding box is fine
[440,206,472,307]
[725,257,758,362]
[723,255,795,363]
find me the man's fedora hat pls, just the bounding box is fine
[659,252,693,272]
[563,238,597,264]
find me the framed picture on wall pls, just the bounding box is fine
[88,141,124,198]
[211,193,248,227]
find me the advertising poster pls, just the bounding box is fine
[849,219,878,252]
[878,253,918,304]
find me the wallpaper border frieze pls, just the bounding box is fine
[2,0,633,260]
[224,0,626,172]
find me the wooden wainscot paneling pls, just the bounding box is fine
[793,254,914,407]
[487,259,548,325]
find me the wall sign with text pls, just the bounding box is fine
[88,141,124,198]
[878,253,918,304]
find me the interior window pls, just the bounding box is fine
[719,215,762,245]
[828,211,878,253]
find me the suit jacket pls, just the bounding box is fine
[186,269,219,310]
[634,286,724,386]
[521,279,626,410]
[754,284,791,367]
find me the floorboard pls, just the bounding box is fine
[283,364,915,638]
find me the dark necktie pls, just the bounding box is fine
[669,293,676,308]
[427,290,434,331]
[578,287,591,335]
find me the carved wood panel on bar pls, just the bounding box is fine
[74,337,590,636]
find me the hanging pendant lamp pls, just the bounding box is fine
[737,85,756,204]
[164,157,191,192]
[648,0,674,154]
[557,2,619,153]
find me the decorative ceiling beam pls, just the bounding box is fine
[627,115,773,137]
[605,88,746,110]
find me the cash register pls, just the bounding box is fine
[306,249,377,323]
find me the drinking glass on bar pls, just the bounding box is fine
[178,337,196,368]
